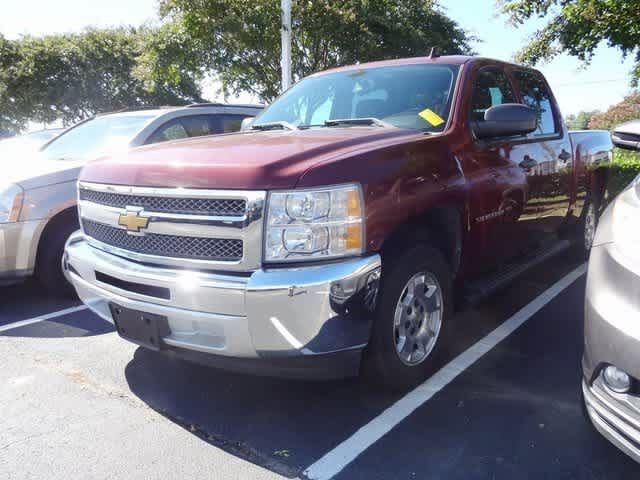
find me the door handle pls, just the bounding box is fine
[558,149,571,162]
[519,155,537,171]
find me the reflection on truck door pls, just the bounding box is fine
[513,69,573,240]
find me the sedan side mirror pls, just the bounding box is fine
[473,104,538,139]
[240,117,255,132]
[612,120,640,151]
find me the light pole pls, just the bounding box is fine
[281,0,292,92]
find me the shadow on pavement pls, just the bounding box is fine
[122,254,587,477]
[0,279,80,326]
[1,309,114,338]
[1,278,114,338]
[124,346,399,477]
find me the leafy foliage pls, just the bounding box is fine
[157,0,474,101]
[588,91,640,130]
[608,148,640,200]
[564,110,600,130]
[0,29,204,132]
[500,0,640,85]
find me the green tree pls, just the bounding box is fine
[156,0,474,101]
[564,110,600,130]
[0,28,204,132]
[500,0,640,85]
[588,91,640,130]
[0,35,22,132]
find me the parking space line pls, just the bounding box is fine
[0,305,89,333]
[302,263,587,480]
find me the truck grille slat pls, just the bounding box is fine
[79,189,246,217]
[82,220,243,261]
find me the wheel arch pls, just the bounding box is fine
[379,206,464,278]
[35,206,79,270]
[590,166,609,206]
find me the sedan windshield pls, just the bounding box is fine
[254,64,459,131]
[41,114,155,161]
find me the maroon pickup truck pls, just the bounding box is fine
[64,55,612,388]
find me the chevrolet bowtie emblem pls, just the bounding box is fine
[118,209,150,233]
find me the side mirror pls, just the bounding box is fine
[612,120,640,151]
[240,117,255,132]
[473,104,538,139]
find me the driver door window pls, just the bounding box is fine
[470,68,516,122]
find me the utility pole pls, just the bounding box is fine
[281,0,292,92]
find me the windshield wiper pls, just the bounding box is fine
[251,121,299,131]
[323,118,392,128]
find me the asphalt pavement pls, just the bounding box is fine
[1,254,638,479]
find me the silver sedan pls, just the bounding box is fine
[0,104,261,294]
[583,120,640,462]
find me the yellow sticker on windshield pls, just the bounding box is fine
[419,108,445,126]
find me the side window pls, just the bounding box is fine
[148,120,189,144]
[180,116,213,137]
[515,70,557,136]
[470,68,516,122]
[147,115,213,144]
[216,115,252,133]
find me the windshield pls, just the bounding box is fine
[0,130,61,154]
[254,64,459,131]
[41,114,155,160]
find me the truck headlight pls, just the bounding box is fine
[0,184,24,223]
[264,184,365,262]
[612,174,640,261]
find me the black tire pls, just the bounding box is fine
[36,220,77,297]
[575,195,600,259]
[363,244,454,390]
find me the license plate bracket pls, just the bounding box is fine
[109,303,170,351]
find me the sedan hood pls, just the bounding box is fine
[3,154,85,190]
[79,128,418,190]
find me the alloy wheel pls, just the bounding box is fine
[584,203,597,252]
[393,271,443,366]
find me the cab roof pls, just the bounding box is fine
[314,55,526,77]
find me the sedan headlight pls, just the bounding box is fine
[0,184,24,223]
[612,174,640,261]
[265,184,364,262]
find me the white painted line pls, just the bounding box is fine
[0,305,89,333]
[303,263,587,480]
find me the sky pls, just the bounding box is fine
[0,0,636,118]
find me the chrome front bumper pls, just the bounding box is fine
[64,232,381,376]
[583,377,640,463]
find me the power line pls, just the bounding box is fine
[553,78,628,87]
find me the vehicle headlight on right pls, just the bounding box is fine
[611,174,640,261]
[264,184,365,263]
[0,183,24,223]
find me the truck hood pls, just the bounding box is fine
[79,128,419,190]
[4,154,85,190]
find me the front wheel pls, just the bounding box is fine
[363,245,454,390]
[36,220,77,297]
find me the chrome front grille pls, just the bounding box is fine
[82,220,243,261]
[79,189,246,217]
[77,182,266,271]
